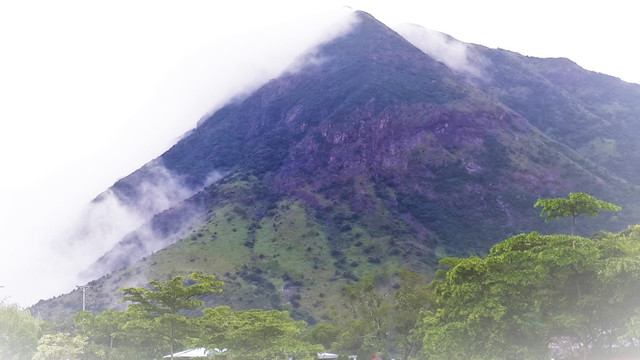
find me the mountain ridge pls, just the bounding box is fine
[32,11,640,320]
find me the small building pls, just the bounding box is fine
[317,353,339,360]
[164,348,212,358]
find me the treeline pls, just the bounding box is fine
[4,194,640,359]
[1,270,431,360]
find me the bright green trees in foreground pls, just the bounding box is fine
[421,227,640,359]
[32,333,87,360]
[68,273,321,360]
[73,307,157,360]
[0,302,41,360]
[329,271,433,360]
[120,273,223,359]
[198,306,322,360]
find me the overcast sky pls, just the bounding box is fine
[1,0,639,307]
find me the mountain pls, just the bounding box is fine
[31,11,640,321]
[395,23,640,186]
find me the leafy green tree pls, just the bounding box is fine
[305,322,340,350]
[421,229,640,359]
[119,306,168,360]
[330,317,370,355]
[422,233,577,359]
[343,274,392,355]
[0,302,41,360]
[73,308,151,360]
[31,333,87,360]
[355,339,378,360]
[534,192,620,244]
[586,227,640,358]
[199,306,321,359]
[74,309,127,355]
[329,271,433,359]
[40,316,75,335]
[389,270,433,360]
[120,273,223,359]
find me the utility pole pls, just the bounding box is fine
[78,285,90,311]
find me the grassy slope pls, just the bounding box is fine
[34,172,433,322]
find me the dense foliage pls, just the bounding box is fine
[28,274,324,360]
[0,302,41,360]
[422,228,640,359]
[119,273,223,358]
[198,306,322,359]
[535,192,621,238]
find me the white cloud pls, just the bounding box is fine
[394,23,486,79]
[9,161,222,307]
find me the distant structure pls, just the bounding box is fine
[77,285,90,311]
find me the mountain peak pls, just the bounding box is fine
[32,11,640,320]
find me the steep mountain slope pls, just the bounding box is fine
[397,23,640,185]
[473,46,640,185]
[32,11,640,320]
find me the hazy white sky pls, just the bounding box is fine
[1,0,639,307]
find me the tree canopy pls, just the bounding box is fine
[0,302,41,360]
[120,273,223,359]
[199,306,322,360]
[534,192,620,240]
[421,228,640,359]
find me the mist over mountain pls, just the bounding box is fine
[32,11,640,320]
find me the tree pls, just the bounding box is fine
[534,192,620,246]
[77,305,168,360]
[73,308,151,360]
[328,271,433,359]
[31,333,87,360]
[421,229,640,359]
[389,270,434,360]
[199,306,322,360]
[343,274,392,356]
[120,305,170,359]
[305,322,340,350]
[119,273,223,359]
[74,309,127,354]
[330,317,371,356]
[0,302,41,360]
